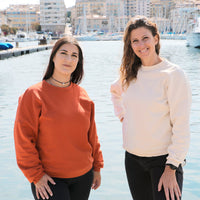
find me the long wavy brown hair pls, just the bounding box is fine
[120,16,161,88]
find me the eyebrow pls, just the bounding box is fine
[132,35,149,40]
[59,49,78,55]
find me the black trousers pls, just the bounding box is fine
[125,151,183,200]
[31,169,93,200]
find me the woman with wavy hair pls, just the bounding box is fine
[14,36,104,200]
[110,16,191,200]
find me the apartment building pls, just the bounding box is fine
[5,4,39,31]
[72,0,107,33]
[106,0,122,17]
[170,0,200,34]
[123,0,137,17]
[106,0,125,32]
[40,0,66,33]
[72,0,199,33]
[75,0,106,17]
[74,14,108,33]
[0,11,7,26]
[150,0,175,18]
[137,0,151,17]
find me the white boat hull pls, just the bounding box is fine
[186,32,200,48]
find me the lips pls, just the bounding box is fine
[139,48,148,53]
[63,64,71,67]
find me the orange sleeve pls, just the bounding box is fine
[14,89,45,184]
[88,102,104,172]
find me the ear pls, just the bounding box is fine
[154,34,159,45]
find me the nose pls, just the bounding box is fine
[64,54,73,61]
[137,40,145,47]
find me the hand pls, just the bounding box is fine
[35,174,56,199]
[120,117,124,122]
[158,166,181,200]
[92,171,101,190]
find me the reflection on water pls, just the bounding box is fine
[0,40,199,200]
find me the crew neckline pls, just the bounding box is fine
[141,58,166,71]
[43,80,74,90]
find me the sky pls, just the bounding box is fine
[0,0,76,9]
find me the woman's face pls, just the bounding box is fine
[130,27,158,64]
[53,43,79,77]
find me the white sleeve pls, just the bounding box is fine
[110,79,125,120]
[166,68,192,167]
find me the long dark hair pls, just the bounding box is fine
[120,15,160,88]
[43,36,84,84]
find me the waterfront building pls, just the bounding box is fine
[150,0,176,18]
[72,0,107,34]
[123,0,136,17]
[107,0,150,32]
[5,5,39,32]
[71,0,200,34]
[0,11,8,26]
[70,6,76,31]
[74,15,108,33]
[170,0,200,34]
[72,0,150,33]
[137,0,151,18]
[150,0,176,34]
[123,0,150,18]
[39,0,66,34]
[106,0,124,32]
[75,0,106,17]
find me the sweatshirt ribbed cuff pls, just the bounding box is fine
[166,158,181,168]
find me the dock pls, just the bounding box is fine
[0,44,54,60]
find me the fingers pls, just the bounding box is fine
[169,187,175,200]
[158,179,170,200]
[44,184,53,198]
[92,179,100,190]
[36,188,40,199]
[174,184,181,200]
[47,176,56,185]
[91,181,96,190]
[36,185,53,200]
[158,179,162,191]
[36,187,46,200]
[159,182,181,200]
[164,187,170,200]
[92,171,101,190]
[177,184,181,197]
[35,174,55,199]
[164,185,181,200]
[158,171,181,200]
[39,187,49,199]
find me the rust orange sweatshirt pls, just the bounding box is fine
[14,80,104,184]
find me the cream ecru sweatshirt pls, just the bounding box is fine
[110,59,191,167]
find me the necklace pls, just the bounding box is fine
[51,76,70,85]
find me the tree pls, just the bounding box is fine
[10,27,18,35]
[31,22,41,31]
[65,11,71,23]
[1,24,10,36]
[1,24,18,35]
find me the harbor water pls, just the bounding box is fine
[0,40,199,200]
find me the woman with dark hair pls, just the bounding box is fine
[14,36,104,200]
[110,16,191,200]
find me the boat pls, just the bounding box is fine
[0,37,8,43]
[186,17,200,48]
[0,42,14,50]
[74,33,100,41]
[14,32,29,42]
